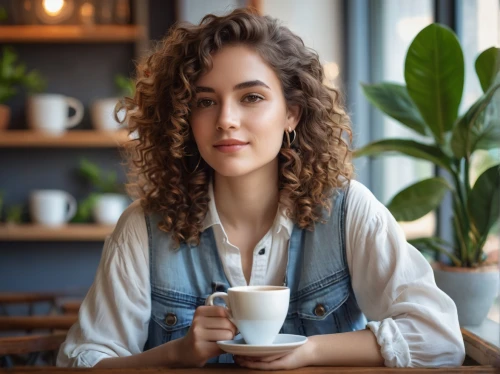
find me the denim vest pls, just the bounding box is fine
[143,185,367,362]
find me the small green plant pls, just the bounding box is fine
[6,204,23,224]
[0,6,8,23]
[71,193,99,223]
[114,74,135,98]
[356,24,500,268]
[0,47,46,104]
[78,159,123,194]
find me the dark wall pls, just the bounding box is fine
[0,0,176,296]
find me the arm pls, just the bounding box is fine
[346,181,465,367]
[57,202,151,367]
[96,305,237,368]
[235,328,384,370]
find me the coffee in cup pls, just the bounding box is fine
[205,285,290,345]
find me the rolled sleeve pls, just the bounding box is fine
[346,181,465,367]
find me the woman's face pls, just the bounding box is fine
[190,44,300,178]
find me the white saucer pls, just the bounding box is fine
[217,334,308,357]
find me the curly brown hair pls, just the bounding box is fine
[123,8,353,246]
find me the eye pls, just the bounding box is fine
[242,94,264,103]
[196,99,215,108]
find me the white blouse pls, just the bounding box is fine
[57,180,465,368]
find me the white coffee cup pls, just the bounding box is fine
[27,94,84,135]
[90,98,124,131]
[93,193,128,225]
[30,190,77,226]
[206,285,290,345]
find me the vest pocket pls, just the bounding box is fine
[150,289,199,344]
[282,271,352,336]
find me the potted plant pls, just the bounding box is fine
[90,74,134,131]
[0,46,46,130]
[355,23,499,326]
[77,159,128,225]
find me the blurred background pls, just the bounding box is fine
[0,0,498,321]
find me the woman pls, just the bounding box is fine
[57,8,465,369]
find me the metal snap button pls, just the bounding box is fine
[165,313,177,326]
[314,304,326,317]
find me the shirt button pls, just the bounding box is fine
[314,304,326,317]
[258,248,265,255]
[165,313,178,326]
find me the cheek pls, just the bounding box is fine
[190,119,210,144]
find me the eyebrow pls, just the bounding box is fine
[195,80,270,93]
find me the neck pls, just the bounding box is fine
[213,160,279,232]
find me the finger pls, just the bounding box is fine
[195,305,228,317]
[197,316,236,333]
[237,358,286,371]
[198,328,235,342]
[238,352,289,362]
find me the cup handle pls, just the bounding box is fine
[64,193,77,222]
[205,292,234,321]
[65,97,84,128]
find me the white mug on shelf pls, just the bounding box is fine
[90,98,124,131]
[27,94,84,136]
[30,190,77,226]
[93,193,128,225]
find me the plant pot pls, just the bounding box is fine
[0,104,11,130]
[93,193,128,225]
[434,264,499,326]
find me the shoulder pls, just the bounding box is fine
[345,179,394,233]
[346,180,386,217]
[109,199,148,248]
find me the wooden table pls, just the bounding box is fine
[2,366,497,373]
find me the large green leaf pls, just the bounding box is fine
[475,47,500,92]
[450,80,500,158]
[387,177,452,222]
[405,24,464,143]
[354,139,453,172]
[408,237,461,266]
[361,83,427,136]
[469,164,500,238]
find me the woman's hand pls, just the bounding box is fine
[174,305,237,367]
[234,338,316,371]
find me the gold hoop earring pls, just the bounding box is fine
[285,127,297,148]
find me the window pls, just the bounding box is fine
[457,0,500,324]
[371,0,435,239]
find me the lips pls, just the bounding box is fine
[214,139,248,146]
[213,139,249,153]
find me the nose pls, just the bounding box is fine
[216,100,240,131]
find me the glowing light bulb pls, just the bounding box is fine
[42,0,65,16]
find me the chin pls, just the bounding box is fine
[213,167,254,178]
[208,161,257,178]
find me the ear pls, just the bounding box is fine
[286,104,301,131]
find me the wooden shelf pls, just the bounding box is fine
[0,130,131,148]
[0,25,146,43]
[0,224,114,241]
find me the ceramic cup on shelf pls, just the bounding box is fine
[206,286,290,345]
[27,94,84,136]
[30,190,77,227]
[90,98,124,132]
[92,193,128,225]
